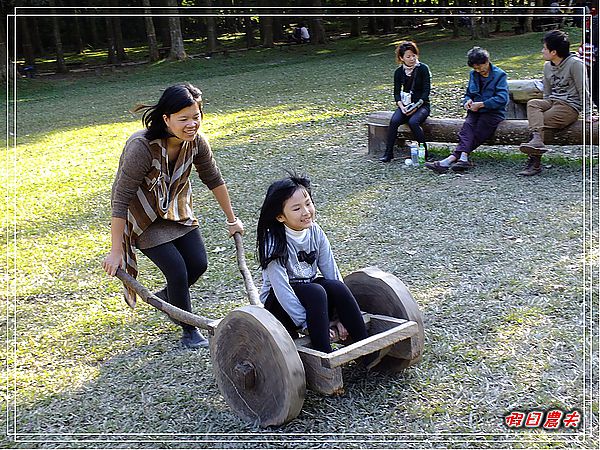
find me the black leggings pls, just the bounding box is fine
[140,228,208,330]
[386,105,430,151]
[265,278,368,353]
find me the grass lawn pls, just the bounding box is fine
[3,28,597,448]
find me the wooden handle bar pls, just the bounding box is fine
[115,267,215,331]
[114,232,261,328]
[233,232,262,306]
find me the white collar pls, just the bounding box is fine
[284,224,308,239]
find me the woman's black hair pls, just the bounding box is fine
[467,46,490,67]
[133,83,203,141]
[543,30,571,58]
[256,173,312,270]
[395,41,419,64]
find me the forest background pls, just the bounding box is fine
[2,0,595,80]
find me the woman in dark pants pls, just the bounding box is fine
[380,41,432,162]
[103,83,244,349]
[425,47,509,173]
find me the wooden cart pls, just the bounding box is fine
[116,234,424,427]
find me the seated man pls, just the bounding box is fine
[518,30,593,176]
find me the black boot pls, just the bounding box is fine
[181,326,209,349]
[379,149,393,162]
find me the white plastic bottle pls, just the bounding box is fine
[410,142,419,166]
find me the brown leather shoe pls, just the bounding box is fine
[450,160,474,172]
[517,155,542,176]
[519,131,547,155]
[425,161,450,174]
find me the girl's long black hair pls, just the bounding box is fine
[256,173,312,269]
[132,83,204,141]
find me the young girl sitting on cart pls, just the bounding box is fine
[256,173,381,367]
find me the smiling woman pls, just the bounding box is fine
[101,83,244,350]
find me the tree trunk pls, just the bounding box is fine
[0,19,7,82]
[524,0,534,33]
[261,16,274,47]
[166,0,187,60]
[157,17,171,48]
[494,0,503,33]
[367,0,378,35]
[31,17,45,55]
[309,0,327,44]
[73,15,84,54]
[382,0,393,33]
[202,0,219,53]
[48,1,68,73]
[350,17,361,37]
[113,17,127,61]
[273,17,285,42]
[88,17,100,48]
[142,0,160,61]
[105,17,118,64]
[244,16,256,48]
[345,0,361,35]
[19,17,36,66]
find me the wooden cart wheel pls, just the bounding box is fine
[344,267,424,373]
[210,305,306,427]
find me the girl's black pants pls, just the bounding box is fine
[264,278,368,353]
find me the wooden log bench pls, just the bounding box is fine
[366,79,597,156]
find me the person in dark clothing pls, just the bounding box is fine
[380,41,432,163]
[103,83,244,349]
[425,46,508,173]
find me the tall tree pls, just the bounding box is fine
[166,0,187,60]
[244,16,257,48]
[203,0,219,53]
[382,0,394,34]
[19,17,36,66]
[73,16,85,54]
[347,0,361,37]
[309,0,327,44]
[105,17,118,64]
[0,18,7,82]
[87,17,100,49]
[113,16,127,61]
[48,0,68,73]
[260,16,274,47]
[272,17,285,42]
[367,0,378,35]
[31,17,45,55]
[258,0,274,48]
[142,0,160,61]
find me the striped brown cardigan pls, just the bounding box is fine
[112,132,223,307]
